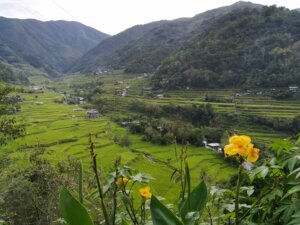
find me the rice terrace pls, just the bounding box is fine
[1,1,300,225]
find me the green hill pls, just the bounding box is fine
[70,20,168,73]
[0,17,109,76]
[152,6,300,89]
[72,1,261,74]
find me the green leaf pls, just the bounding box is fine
[179,181,207,223]
[269,139,294,156]
[121,218,131,225]
[121,194,133,206]
[131,172,154,183]
[150,195,183,225]
[59,187,94,225]
[249,166,269,182]
[289,167,300,178]
[287,218,300,225]
[283,155,300,173]
[282,185,300,199]
[262,188,283,202]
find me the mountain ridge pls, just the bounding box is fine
[152,6,300,89]
[72,1,262,74]
[0,16,109,76]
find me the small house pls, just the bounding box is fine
[289,86,298,92]
[204,142,222,152]
[31,86,43,91]
[86,109,99,118]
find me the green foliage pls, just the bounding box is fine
[0,150,75,225]
[0,84,24,145]
[0,61,19,83]
[179,181,208,224]
[153,6,300,89]
[59,187,94,225]
[127,101,221,145]
[119,133,132,147]
[0,17,108,75]
[292,115,300,134]
[150,195,183,225]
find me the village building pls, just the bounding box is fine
[203,141,223,152]
[289,86,298,92]
[121,120,140,127]
[30,86,43,91]
[86,109,99,118]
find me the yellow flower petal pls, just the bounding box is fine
[224,144,239,156]
[229,135,251,147]
[247,148,260,163]
[139,186,152,199]
[238,143,253,157]
[116,177,129,187]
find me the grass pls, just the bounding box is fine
[1,86,235,203]
[2,72,299,203]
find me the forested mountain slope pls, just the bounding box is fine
[73,1,261,74]
[152,6,300,89]
[70,20,168,73]
[0,17,109,76]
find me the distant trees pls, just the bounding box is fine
[292,115,300,134]
[125,101,223,145]
[153,6,300,89]
[0,84,24,145]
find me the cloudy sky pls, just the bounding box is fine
[0,0,299,35]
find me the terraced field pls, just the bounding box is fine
[2,73,299,203]
[1,87,236,202]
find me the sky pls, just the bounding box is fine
[0,0,299,35]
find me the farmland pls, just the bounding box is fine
[1,73,299,203]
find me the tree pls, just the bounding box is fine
[292,115,300,134]
[0,83,24,145]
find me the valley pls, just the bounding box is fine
[1,2,300,224]
[1,72,298,199]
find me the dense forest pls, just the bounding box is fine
[152,6,300,89]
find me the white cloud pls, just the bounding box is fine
[0,0,299,35]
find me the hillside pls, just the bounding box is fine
[0,17,109,76]
[70,20,168,73]
[72,1,261,74]
[152,6,300,89]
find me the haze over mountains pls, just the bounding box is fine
[0,17,109,76]
[1,1,300,88]
[73,1,262,74]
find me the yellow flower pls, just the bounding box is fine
[247,147,260,163]
[116,177,129,187]
[139,186,152,199]
[229,135,251,146]
[224,135,259,163]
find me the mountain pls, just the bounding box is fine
[70,20,168,73]
[152,6,300,89]
[72,1,261,74]
[0,17,109,76]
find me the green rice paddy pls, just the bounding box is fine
[1,73,299,202]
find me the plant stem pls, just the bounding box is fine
[207,206,213,225]
[235,164,243,225]
[90,142,110,225]
[141,199,146,225]
[78,160,83,204]
[111,158,120,225]
[122,189,139,225]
